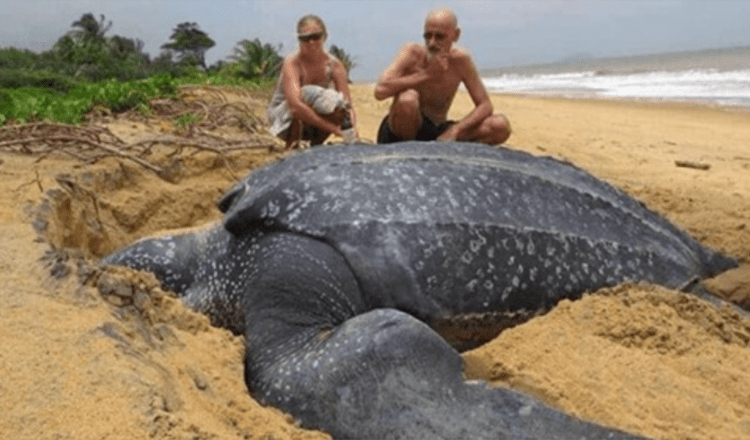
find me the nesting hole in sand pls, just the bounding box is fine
[20,86,283,260]
[34,149,279,259]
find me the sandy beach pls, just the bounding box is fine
[1,83,750,440]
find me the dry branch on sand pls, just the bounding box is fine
[0,87,283,182]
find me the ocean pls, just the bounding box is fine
[481,46,750,108]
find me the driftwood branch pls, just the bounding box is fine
[0,135,163,173]
[0,88,281,179]
[0,121,280,180]
[675,160,711,171]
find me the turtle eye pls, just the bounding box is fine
[218,183,248,213]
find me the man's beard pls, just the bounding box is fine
[426,45,441,60]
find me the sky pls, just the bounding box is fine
[2,0,749,81]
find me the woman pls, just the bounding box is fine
[267,14,358,149]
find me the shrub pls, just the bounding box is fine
[0,69,78,92]
[0,75,178,125]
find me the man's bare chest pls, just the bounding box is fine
[416,75,461,108]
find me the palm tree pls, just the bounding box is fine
[329,45,357,82]
[52,13,112,72]
[230,39,283,80]
[71,13,112,42]
[161,22,216,69]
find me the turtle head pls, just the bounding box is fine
[101,228,206,296]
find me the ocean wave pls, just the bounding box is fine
[483,69,750,106]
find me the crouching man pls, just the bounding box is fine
[375,8,510,145]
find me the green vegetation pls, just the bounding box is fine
[0,75,176,125]
[231,39,283,80]
[329,45,357,83]
[0,12,358,126]
[174,112,204,130]
[0,88,90,125]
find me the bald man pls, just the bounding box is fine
[374,9,511,145]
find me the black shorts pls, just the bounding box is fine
[377,115,455,144]
[279,124,329,146]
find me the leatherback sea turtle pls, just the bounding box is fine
[103,142,736,439]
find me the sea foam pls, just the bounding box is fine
[482,69,750,107]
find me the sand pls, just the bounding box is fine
[1,84,749,440]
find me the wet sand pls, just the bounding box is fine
[1,84,749,439]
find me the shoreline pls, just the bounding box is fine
[491,91,750,114]
[349,82,750,144]
[351,81,750,115]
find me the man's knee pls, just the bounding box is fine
[486,114,511,144]
[392,89,420,117]
[386,89,422,140]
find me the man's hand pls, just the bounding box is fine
[437,124,459,142]
[423,52,449,80]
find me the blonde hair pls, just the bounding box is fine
[297,14,328,39]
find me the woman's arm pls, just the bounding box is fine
[331,59,358,133]
[282,56,343,136]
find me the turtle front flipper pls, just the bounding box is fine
[249,308,647,439]
[241,234,647,439]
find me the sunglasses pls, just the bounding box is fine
[423,32,447,42]
[298,33,324,43]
